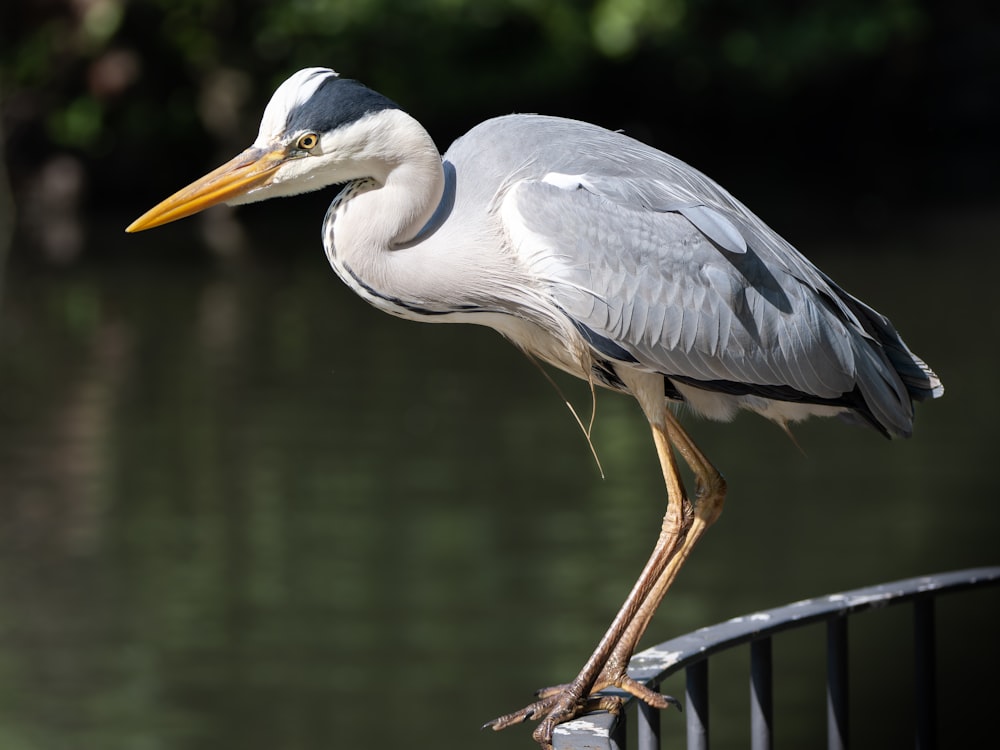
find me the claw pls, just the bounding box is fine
[486,678,681,747]
[483,700,550,732]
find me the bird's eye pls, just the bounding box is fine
[296,133,319,151]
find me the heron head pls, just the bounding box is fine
[126,67,402,232]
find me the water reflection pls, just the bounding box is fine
[0,209,997,749]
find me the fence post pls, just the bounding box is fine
[686,659,709,750]
[914,596,937,750]
[636,699,661,750]
[750,637,774,750]
[827,616,849,750]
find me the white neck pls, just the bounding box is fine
[319,110,590,377]
[331,110,444,249]
[321,110,462,318]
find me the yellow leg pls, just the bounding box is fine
[486,402,727,749]
[592,409,727,702]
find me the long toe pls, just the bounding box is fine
[484,696,554,732]
[615,674,682,711]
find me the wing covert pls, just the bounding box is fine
[502,176,864,400]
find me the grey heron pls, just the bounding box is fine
[127,67,944,748]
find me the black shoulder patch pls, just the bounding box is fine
[571,319,639,364]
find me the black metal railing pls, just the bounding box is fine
[552,567,1000,750]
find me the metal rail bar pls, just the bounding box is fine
[637,700,660,750]
[826,616,849,750]
[749,637,773,750]
[552,567,1000,750]
[913,596,936,750]
[685,659,709,750]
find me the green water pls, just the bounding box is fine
[0,207,996,749]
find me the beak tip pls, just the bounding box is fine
[126,213,168,234]
[124,145,283,237]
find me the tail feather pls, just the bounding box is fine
[838,289,943,437]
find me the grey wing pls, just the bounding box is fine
[502,172,923,436]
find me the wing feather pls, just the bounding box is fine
[504,177,862,400]
[462,114,941,434]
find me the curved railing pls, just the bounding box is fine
[552,567,1000,750]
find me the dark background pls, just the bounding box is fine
[2,0,998,264]
[1,3,998,749]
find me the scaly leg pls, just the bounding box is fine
[486,401,727,749]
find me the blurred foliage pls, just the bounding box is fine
[2,0,931,149]
[0,0,997,258]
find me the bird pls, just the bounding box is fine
[127,67,944,748]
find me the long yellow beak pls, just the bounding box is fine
[126,146,288,233]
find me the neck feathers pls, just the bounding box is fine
[322,111,446,311]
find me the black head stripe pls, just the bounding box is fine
[286,77,401,135]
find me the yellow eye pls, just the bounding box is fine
[296,133,319,151]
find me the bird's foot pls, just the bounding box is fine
[484,676,680,749]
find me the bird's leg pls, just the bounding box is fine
[586,410,727,704]
[485,408,726,749]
